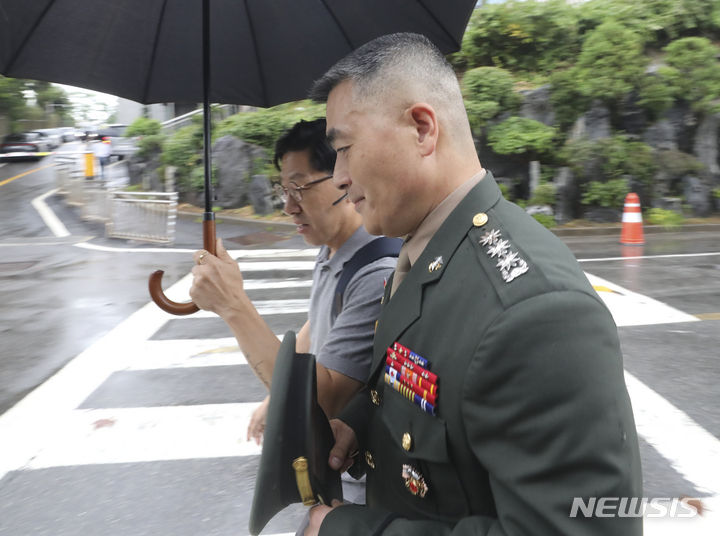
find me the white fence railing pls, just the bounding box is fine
[106,191,177,244]
[54,157,177,244]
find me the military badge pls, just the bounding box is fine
[402,464,428,498]
[479,228,529,283]
[428,256,443,273]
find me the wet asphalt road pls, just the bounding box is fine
[1,154,719,535]
[0,152,304,414]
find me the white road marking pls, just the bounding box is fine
[0,285,183,480]
[579,252,720,262]
[244,278,313,290]
[625,372,720,497]
[31,188,70,237]
[124,339,248,370]
[25,404,264,469]
[188,299,309,318]
[585,272,699,326]
[163,272,312,304]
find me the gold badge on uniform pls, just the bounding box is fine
[402,464,428,498]
[472,212,489,227]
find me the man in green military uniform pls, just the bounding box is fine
[303,33,643,535]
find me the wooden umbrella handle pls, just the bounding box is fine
[148,215,216,315]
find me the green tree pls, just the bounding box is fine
[461,67,519,131]
[581,178,630,209]
[662,37,720,114]
[549,66,590,129]
[573,22,648,107]
[637,67,678,119]
[579,0,720,48]
[162,123,204,193]
[215,101,325,151]
[126,117,162,137]
[487,117,557,159]
[563,135,657,188]
[0,76,30,127]
[453,0,581,73]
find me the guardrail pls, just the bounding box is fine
[105,191,177,244]
[54,155,177,244]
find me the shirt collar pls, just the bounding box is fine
[316,225,376,275]
[404,169,486,267]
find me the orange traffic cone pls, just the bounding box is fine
[620,192,644,245]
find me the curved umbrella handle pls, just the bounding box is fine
[148,215,217,315]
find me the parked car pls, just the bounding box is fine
[96,124,137,160]
[57,127,77,143]
[32,129,62,149]
[0,132,52,161]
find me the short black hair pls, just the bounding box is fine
[309,33,448,103]
[273,118,336,174]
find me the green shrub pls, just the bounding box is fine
[162,124,204,193]
[465,101,501,131]
[581,178,630,209]
[573,21,648,106]
[549,67,590,129]
[637,69,678,119]
[126,117,162,137]
[136,133,165,160]
[645,207,684,229]
[663,37,720,114]
[655,150,705,179]
[713,187,720,199]
[215,100,325,151]
[462,67,519,131]
[453,0,581,73]
[532,213,556,228]
[462,67,519,108]
[487,117,557,158]
[528,183,557,206]
[562,135,657,188]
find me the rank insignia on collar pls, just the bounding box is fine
[402,464,428,498]
[479,229,529,283]
[428,256,443,273]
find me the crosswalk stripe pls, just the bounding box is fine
[25,404,264,469]
[586,272,699,326]
[625,372,720,497]
[188,299,310,318]
[3,243,718,533]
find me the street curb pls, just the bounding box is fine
[180,210,720,237]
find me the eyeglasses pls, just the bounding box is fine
[273,175,333,204]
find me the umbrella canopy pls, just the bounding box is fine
[0,0,475,107]
[1,0,476,315]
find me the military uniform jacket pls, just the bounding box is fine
[320,173,643,535]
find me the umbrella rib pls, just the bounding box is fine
[415,0,460,50]
[243,0,269,107]
[3,0,56,73]
[142,0,170,104]
[318,0,353,50]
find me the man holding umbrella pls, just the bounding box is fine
[189,118,398,509]
[305,33,642,535]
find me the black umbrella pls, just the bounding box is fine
[0,0,476,314]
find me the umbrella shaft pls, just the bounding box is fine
[202,0,213,214]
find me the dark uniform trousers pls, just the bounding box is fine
[320,173,643,535]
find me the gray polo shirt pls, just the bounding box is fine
[309,226,397,382]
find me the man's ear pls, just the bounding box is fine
[408,103,438,157]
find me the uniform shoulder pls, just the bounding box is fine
[465,199,596,309]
